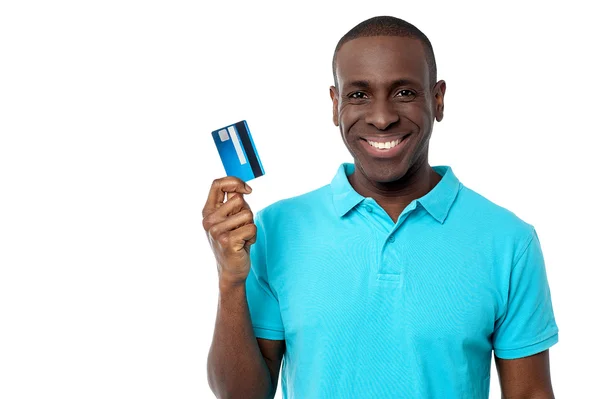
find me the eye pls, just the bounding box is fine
[348,91,368,99]
[396,89,416,97]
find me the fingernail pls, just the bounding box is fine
[245,184,252,192]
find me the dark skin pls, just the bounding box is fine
[328,35,555,398]
[211,35,555,398]
[257,339,285,394]
[495,350,555,398]
[330,36,444,224]
[204,178,285,399]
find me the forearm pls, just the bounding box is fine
[501,392,555,399]
[207,282,274,399]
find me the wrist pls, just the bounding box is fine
[218,274,247,293]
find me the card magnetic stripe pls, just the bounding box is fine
[234,121,264,178]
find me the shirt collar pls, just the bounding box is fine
[330,162,461,223]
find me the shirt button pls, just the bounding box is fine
[388,235,395,243]
[366,205,373,213]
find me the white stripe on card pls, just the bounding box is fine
[227,126,247,165]
[218,129,230,142]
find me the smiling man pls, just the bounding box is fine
[206,16,559,399]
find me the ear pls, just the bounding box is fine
[433,80,446,122]
[329,85,339,126]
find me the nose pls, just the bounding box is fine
[364,99,399,130]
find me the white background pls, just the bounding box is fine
[1,0,598,398]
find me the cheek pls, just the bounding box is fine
[403,102,430,119]
[339,102,433,133]
[402,104,434,132]
[338,105,360,131]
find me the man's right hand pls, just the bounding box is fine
[202,176,255,287]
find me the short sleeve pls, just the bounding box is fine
[245,209,285,340]
[492,228,559,359]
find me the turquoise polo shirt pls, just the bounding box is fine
[245,162,559,398]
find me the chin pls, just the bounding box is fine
[356,158,411,183]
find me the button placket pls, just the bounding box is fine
[376,207,416,283]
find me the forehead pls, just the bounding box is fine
[335,36,429,87]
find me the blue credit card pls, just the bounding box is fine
[211,120,265,182]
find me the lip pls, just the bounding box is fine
[359,134,412,158]
[361,133,410,142]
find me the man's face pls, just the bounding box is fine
[330,36,445,184]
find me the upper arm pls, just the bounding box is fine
[257,338,286,395]
[492,228,559,359]
[494,349,554,398]
[247,210,286,394]
[245,210,286,340]
[492,228,559,397]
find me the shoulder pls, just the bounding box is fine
[255,183,333,230]
[454,183,535,248]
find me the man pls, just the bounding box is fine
[204,16,559,398]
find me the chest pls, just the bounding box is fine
[270,229,500,348]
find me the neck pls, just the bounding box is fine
[348,160,442,222]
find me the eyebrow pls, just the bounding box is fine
[345,79,421,90]
[346,80,371,89]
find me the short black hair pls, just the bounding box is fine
[332,16,437,88]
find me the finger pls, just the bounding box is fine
[203,177,252,216]
[226,223,257,253]
[244,229,257,250]
[202,195,251,232]
[215,194,251,218]
[227,191,244,201]
[208,208,254,238]
[227,180,253,201]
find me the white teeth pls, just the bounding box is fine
[367,139,400,149]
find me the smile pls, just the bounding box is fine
[367,138,401,149]
[360,134,412,158]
